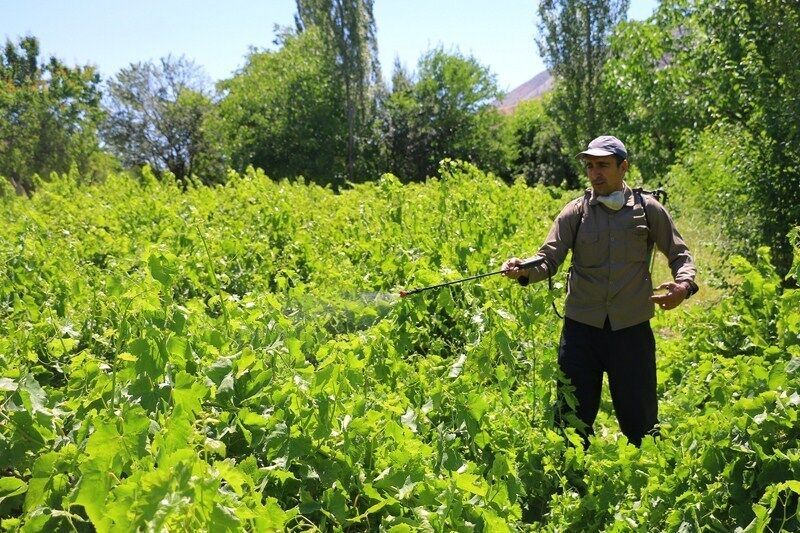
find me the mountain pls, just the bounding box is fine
[495,70,553,115]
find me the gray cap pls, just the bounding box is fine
[577,135,627,160]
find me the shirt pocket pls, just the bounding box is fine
[573,231,603,267]
[626,225,649,263]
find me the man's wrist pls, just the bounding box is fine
[678,280,696,299]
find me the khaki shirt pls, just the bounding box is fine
[524,183,696,330]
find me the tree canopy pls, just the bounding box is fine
[536,0,629,158]
[601,0,800,273]
[295,0,382,182]
[102,56,219,183]
[213,28,348,186]
[383,48,509,182]
[0,36,104,193]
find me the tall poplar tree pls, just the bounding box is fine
[536,0,628,156]
[295,0,381,182]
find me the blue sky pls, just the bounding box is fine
[2,0,658,92]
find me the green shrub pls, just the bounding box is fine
[506,98,579,188]
[667,122,764,266]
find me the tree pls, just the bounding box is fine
[536,0,629,157]
[381,59,416,179]
[0,36,105,194]
[212,28,347,186]
[692,0,800,274]
[603,0,800,274]
[507,97,579,188]
[382,48,510,182]
[102,56,220,183]
[295,0,382,182]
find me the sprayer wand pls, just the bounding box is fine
[399,256,546,297]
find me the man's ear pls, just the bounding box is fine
[620,160,629,173]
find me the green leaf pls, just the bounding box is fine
[266,468,297,484]
[210,503,240,532]
[0,378,16,391]
[121,407,151,460]
[19,508,52,531]
[166,336,189,365]
[253,498,296,530]
[455,471,487,497]
[768,362,787,390]
[468,394,490,422]
[235,348,257,378]
[323,486,348,524]
[85,419,124,470]
[24,452,58,512]
[1,519,20,530]
[130,337,165,381]
[449,354,467,378]
[494,329,513,359]
[204,438,227,458]
[312,362,339,394]
[148,253,177,287]
[400,407,417,433]
[349,499,393,523]
[74,461,113,532]
[437,287,456,311]
[172,371,207,416]
[0,477,27,504]
[479,507,511,532]
[215,460,249,496]
[46,337,78,356]
[397,477,417,500]
[206,357,234,384]
[18,374,47,415]
[154,409,193,462]
[286,338,303,363]
[239,409,270,427]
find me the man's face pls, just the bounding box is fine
[582,155,628,196]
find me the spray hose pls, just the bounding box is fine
[399,188,669,312]
[399,256,546,297]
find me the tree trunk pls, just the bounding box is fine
[585,5,595,136]
[346,80,355,183]
[8,176,28,196]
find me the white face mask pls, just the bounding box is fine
[597,190,625,211]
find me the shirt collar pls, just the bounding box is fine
[588,182,634,207]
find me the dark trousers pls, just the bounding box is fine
[555,316,659,447]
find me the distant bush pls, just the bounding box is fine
[506,98,579,188]
[667,123,764,264]
[212,28,348,187]
[381,48,509,182]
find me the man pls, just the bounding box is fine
[503,135,697,447]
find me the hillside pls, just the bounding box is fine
[496,70,554,114]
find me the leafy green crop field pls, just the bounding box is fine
[1,163,798,531]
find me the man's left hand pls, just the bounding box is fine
[650,281,689,311]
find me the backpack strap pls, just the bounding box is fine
[571,190,591,250]
[632,187,650,229]
[633,187,660,267]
